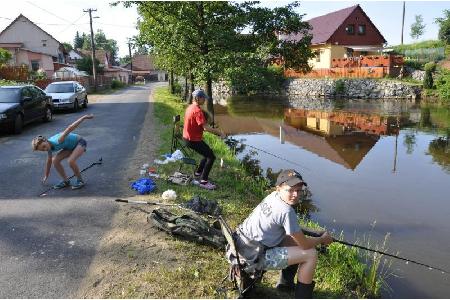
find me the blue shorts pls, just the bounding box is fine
[76,138,87,152]
[262,247,289,270]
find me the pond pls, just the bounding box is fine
[215,96,450,298]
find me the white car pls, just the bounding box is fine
[45,81,88,111]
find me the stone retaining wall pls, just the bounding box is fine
[187,77,423,105]
[283,78,422,100]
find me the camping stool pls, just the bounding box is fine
[170,115,197,173]
[217,216,264,298]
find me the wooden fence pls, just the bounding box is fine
[0,65,28,81]
[284,54,404,79]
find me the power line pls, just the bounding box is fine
[58,12,88,34]
[96,22,136,28]
[26,1,74,24]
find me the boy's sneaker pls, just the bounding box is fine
[71,179,85,190]
[198,181,216,190]
[194,172,201,178]
[53,180,70,189]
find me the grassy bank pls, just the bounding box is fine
[132,87,386,298]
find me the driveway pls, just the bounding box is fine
[0,82,166,298]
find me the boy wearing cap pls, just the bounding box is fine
[31,114,94,190]
[236,169,333,298]
[183,89,225,190]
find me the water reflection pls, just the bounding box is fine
[217,96,450,298]
[217,96,450,173]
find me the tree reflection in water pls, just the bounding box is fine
[427,131,450,174]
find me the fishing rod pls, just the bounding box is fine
[39,157,103,197]
[114,198,217,219]
[225,137,311,171]
[302,229,450,275]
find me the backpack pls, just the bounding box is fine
[148,208,226,249]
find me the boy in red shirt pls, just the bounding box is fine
[183,89,225,190]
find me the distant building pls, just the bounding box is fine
[122,54,167,82]
[0,14,68,77]
[77,49,131,84]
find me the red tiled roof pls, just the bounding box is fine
[131,54,155,71]
[0,43,23,48]
[308,5,358,44]
[78,49,110,66]
[279,5,385,45]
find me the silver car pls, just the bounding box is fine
[45,81,88,112]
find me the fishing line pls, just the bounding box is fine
[225,137,312,171]
[303,229,450,275]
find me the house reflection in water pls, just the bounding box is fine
[216,106,403,171]
[283,109,401,170]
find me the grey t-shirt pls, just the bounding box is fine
[239,191,301,248]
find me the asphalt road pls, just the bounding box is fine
[0,82,165,298]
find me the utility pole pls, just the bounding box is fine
[401,1,405,45]
[127,39,133,83]
[84,8,97,91]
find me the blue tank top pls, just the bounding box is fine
[48,133,80,152]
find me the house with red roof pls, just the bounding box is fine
[77,49,131,84]
[280,5,401,77]
[0,14,68,78]
[122,54,167,82]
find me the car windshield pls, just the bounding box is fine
[46,83,74,93]
[0,88,21,103]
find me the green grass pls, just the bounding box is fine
[135,87,388,298]
[390,40,447,52]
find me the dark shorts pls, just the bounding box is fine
[76,138,87,152]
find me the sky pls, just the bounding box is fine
[0,0,449,59]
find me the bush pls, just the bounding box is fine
[404,60,425,70]
[225,64,285,95]
[423,62,436,89]
[111,79,125,89]
[0,79,18,86]
[435,69,450,101]
[335,79,346,94]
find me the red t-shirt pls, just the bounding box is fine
[183,104,206,141]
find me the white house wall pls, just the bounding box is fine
[0,16,62,59]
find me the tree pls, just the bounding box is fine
[0,48,12,66]
[131,1,313,123]
[74,31,84,49]
[410,14,425,40]
[94,29,119,65]
[79,30,120,65]
[62,42,73,51]
[76,57,104,75]
[119,55,131,66]
[435,9,450,43]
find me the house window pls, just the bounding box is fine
[314,50,321,62]
[42,39,47,47]
[345,24,355,35]
[358,24,366,35]
[31,60,40,71]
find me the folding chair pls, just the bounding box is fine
[170,115,197,172]
[218,216,264,298]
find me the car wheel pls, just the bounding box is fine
[13,114,23,134]
[43,106,52,122]
[73,100,79,112]
[82,96,88,109]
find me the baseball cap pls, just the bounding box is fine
[192,89,209,99]
[276,169,307,187]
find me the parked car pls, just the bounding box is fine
[0,85,53,134]
[45,81,88,112]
